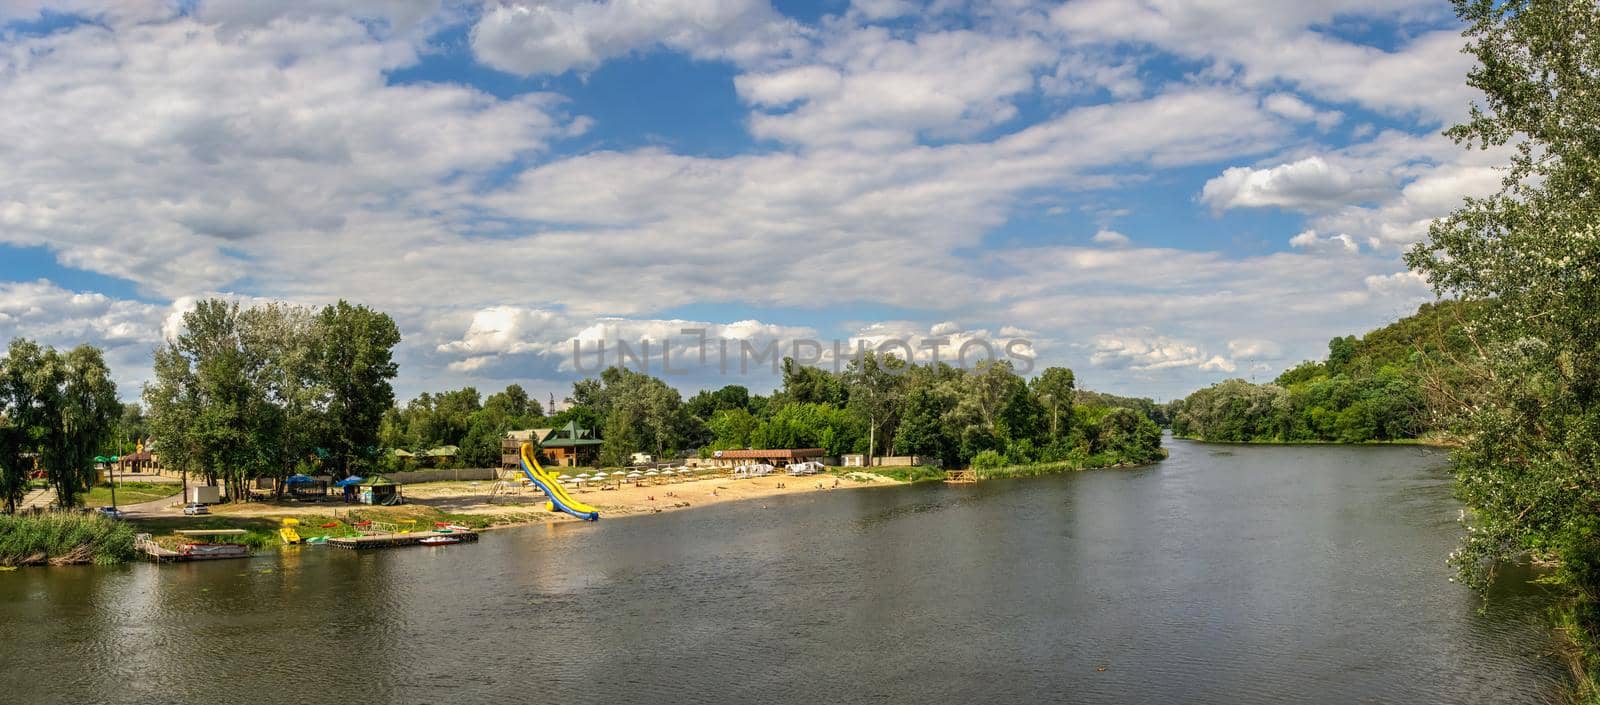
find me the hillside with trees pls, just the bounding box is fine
[1169,300,1475,443]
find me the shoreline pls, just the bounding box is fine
[1171,435,1458,448]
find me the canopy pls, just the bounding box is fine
[361,475,398,486]
[285,474,316,485]
[334,475,365,487]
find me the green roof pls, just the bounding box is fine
[424,445,459,457]
[361,475,398,486]
[540,420,603,448]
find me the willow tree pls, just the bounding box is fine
[1404,0,1600,674]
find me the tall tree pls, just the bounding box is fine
[41,346,120,507]
[1029,367,1077,439]
[845,351,904,462]
[313,301,400,476]
[0,340,49,512]
[1403,0,1600,643]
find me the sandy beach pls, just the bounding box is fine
[131,470,907,526]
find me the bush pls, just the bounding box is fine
[970,450,1007,471]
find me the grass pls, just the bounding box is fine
[124,503,535,552]
[0,513,137,566]
[84,482,182,507]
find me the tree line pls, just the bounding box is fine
[1168,301,1473,444]
[381,355,1166,472]
[0,340,121,511]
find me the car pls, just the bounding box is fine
[97,507,125,519]
[183,503,210,516]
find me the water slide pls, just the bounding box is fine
[518,442,600,521]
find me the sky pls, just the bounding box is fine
[0,0,1504,405]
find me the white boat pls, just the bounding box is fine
[419,535,460,546]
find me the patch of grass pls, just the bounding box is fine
[0,513,136,566]
[84,482,181,507]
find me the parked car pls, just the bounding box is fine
[97,507,125,519]
[183,503,209,516]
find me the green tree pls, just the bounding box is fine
[1029,367,1076,439]
[1402,0,1600,669]
[845,351,904,462]
[40,346,120,507]
[313,301,400,476]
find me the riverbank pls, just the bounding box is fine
[1171,434,1457,448]
[0,513,136,566]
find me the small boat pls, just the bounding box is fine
[305,535,328,545]
[418,535,460,546]
[181,542,250,559]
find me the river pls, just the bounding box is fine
[0,439,1569,704]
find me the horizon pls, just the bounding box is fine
[0,2,1480,405]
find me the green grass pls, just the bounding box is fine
[0,513,137,566]
[84,482,182,507]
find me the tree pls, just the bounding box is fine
[40,346,119,507]
[1029,367,1076,439]
[845,351,904,462]
[1401,0,1600,648]
[313,301,400,476]
[0,340,50,513]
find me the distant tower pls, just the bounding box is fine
[549,392,557,414]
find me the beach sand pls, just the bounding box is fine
[139,470,906,525]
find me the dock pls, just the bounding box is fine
[328,529,479,550]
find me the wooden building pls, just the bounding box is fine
[502,421,604,469]
[710,448,827,468]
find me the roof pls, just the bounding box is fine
[540,420,604,448]
[713,448,826,460]
[361,475,398,486]
[506,428,555,442]
[425,445,459,457]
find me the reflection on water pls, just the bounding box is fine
[0,440,1569,704]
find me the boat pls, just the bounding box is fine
[173,529,252,561]
[418,535,460,546]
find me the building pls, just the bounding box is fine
[502,421,604,469]
[710,448,827,468]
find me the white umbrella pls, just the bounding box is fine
[592,471,609,479]
[626,471,643,478]
[557,474,572,480]
[645,470,659,476]
[576,472,592,479]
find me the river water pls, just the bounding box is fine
[0,439,1569,704]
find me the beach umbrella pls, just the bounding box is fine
[592,471,608,479]
[626,471,643,478]
[644,470,659,476]
[557,474,572,480]
[576,472,592,479]
[660,469,675,475]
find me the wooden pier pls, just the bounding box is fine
[328,529,479,550]
[944,470,978,484]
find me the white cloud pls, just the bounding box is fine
[1262,93,1341,130]
[1091,229,1131,246]
[736,27,1058,148]
[469,0,805,76]
[1201,156,1390,212]
[1289,229,1360,254]
[1226,338,1283,360]
[1087,329,1234,373]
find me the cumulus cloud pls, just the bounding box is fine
[1289,229,1360,254]
[1262,93,1342,130]
[470,0,805,76]
[1087,329,1235,373]
[1201,156,1390,212]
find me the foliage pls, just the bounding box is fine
[0,513,136,566]
[145,299,401,499]
[1400,0,1600,691]
[1169,301,1473,443]
[0,339,120,509]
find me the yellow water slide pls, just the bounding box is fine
[518,442,600,521]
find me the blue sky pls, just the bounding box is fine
[0,1,1503,404]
